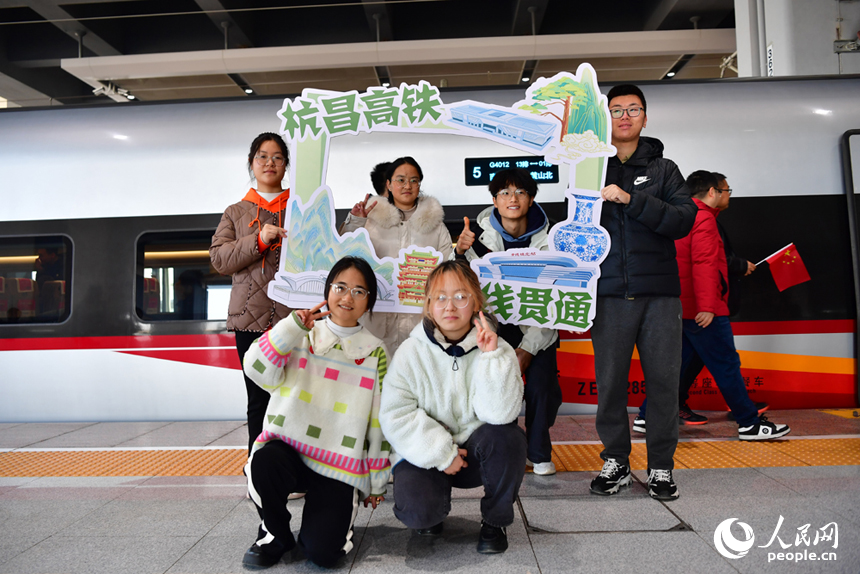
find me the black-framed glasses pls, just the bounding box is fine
[716,187,733,195]
[433,292,472,309]
[609,107,643,119]
[254,154,287,167]
[496,189,529,199]
[330,283,368,300]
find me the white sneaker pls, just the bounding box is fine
[738,415,790,441]
[527,460,557,475]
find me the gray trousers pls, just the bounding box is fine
[591,296,682,470]
[392,422,527,529]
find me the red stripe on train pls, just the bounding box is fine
[558,319,855,340]
[0,334,236,351]
[0,320,854,351]
[118,349,240,370]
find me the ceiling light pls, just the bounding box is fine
[113,134,129,140]
[126,94,135,100]
[813,109,832,116]
[666,71,676,77]
[522,77,530,82]
[245,88,253,94]
[382,82,390,88]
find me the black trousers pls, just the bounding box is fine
[392,422,526,529]
[247,440,360,568]
[235,330,271,455]
[497,323,562,464]
[591,296,682,470]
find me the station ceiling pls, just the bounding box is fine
[0,0,738,107]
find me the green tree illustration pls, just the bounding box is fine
[519,70,607,143]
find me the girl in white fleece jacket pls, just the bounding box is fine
[379,259,527,555]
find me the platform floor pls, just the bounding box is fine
[1,409,859,574]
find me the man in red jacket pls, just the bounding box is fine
[635,171,790,441]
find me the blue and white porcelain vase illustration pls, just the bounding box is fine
[552,193,609,263]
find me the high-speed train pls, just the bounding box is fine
[1,75,858,422]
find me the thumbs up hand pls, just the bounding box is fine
[455,216,476,255]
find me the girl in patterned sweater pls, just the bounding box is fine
[241,256,391,569]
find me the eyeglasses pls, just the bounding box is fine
[254,154,287,167]
[330,283,368,300]
[609,107,644,119]
[392,177,421,187]
[495,189,529,199]
[716,187,733,195]
[432,292,472,309]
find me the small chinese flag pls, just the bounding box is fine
[765,243,810,292]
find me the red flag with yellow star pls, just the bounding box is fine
[765,243,810,291]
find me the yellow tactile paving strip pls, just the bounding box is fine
[820,409,860,420]
[530,438,860,473]
[1,438,858,477]
[0,449,247,477]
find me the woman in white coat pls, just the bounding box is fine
[340,157,453,354]
[379,259,527,555]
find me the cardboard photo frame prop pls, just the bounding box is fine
[268,64,615,331]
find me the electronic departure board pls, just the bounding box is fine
[464,156,559,187]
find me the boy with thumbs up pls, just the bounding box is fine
[455,168,562,476]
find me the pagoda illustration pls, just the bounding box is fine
[397,250,439,306]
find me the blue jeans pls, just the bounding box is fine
[640,317,758,428]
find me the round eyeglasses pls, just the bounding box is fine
[391,177,421,188]
[609,107,643,119]
[433,292,472,309]
[330,283,368,300]
[254,154,287,167]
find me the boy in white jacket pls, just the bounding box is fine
[379,259,527,554]
[454,168,562,476]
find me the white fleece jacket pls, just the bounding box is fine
[379,320,523,472]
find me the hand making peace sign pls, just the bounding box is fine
[350,193,377,218]
[295,301,331,330]
[473,311,497,353]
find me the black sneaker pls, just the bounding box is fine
[728,402,769,421]
[589,458,632,495]
[416,522,443,537]
[647,468,679,500]
[632,416,646,434]
[242,543,285,570]
[738,414,790,441]
[678,403,708,425]
[476,522,508,554]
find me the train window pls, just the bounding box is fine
[0,236,72,324]
[135,230,229,321]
